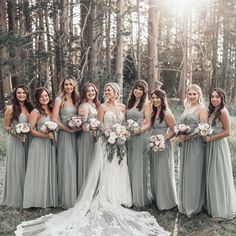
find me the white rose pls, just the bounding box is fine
[40,124,47,133]
[150,142,154,147]
[68,120,75,128]
[150,135,157,142]
[21,123,30,133]
[108,136,116,144]
[178,124,187,132]
[208,128,213,135]
[152,146,159,152]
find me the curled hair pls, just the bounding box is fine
[104,83,121,100]
[58,77,80,107]
[127,80,148,111]
[184,84,204,107]
[10,84,33,123]
[80,82,100,108]
[151,89,168,125]
[208,88,226,126]
[34,87,53,116]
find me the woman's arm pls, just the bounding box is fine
[29,110,53,139]
[140,101,152,133]
[97,104,105,124]
[204,108,231,142]
[164,109,176,140]
[4,105,16,136]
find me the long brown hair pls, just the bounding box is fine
[10,84,33,123]
[80,82,100,108]
[58,77,80,107]
[208,88,226,126]
[34,87,53,116]
[151,89,168,125]
[127,80,148,111]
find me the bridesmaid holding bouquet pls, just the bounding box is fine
[52,77,80,209]
[1,85,33,208]
[77,82,100,195]
[126,80,151,207]
[150,89,177,210]
[23,87,57,208]
[178,84,207,217]
[203,88,236,220]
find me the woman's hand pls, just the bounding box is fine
[47,132,54,140]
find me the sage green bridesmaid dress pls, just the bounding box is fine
[150,119,177,210]
[77,103,97,195]
[57,104,77,209]
[205,119,236,220]
[127,108,150,207]
[1,114,28,208]
[178,112,205,217]
[23,110,57,208]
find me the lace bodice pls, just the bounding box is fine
[103,111,124,129]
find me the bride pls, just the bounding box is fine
[15,83,170,236]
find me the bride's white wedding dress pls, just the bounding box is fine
[15,111,170,236]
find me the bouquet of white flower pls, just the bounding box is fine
[40,121,58,133]
[13,123,31,142]
[100,123,130,164]
[149,134,166,152]
[67,115,83,128]
[174,124,191,136]
[84,118,101,132]
[194,122,213,136]
[126,119,140,134]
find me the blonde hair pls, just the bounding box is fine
[58,77,80,107]
[104,83,121,100]
[184,84,204,107]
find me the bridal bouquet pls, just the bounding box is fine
[67,115,83,129]
[126,119,140,134]
[12,123,30,142]
[174,123,191,136]
[149,134,165,152]
[193,122,213,136]
[101,123,130,164]
[40,121,58,133]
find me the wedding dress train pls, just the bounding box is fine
[15,111,170,236]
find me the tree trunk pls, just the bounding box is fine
[115,0,124,98]
[0,0,12,110]
[148,0,159,93]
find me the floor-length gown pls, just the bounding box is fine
[23,110,57,208]
[15,111,170,236]
[57,104,77,208]
[150,119,177,210]
[205,119,236,220]
[126,108,150,207]
[77,103,97,195]
[1,114,28,208]
[178,109,205,217]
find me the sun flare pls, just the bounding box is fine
[164,0,203,17]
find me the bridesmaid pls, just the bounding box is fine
[23,87,57,208]
[178,84,208,217]
[52,77,79,209]
[126,80,151,207]
[1,85,33,208]
[77,82,100,195]
[150,89,177,210]
[203,88,236,220]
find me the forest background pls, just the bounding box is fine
[0,0,236,235]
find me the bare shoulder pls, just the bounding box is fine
[5,105,13,113]
[54,96,62,104]
[220,107,230,118]
[118,102,126,109]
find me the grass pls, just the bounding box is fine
[0,104,236,235]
